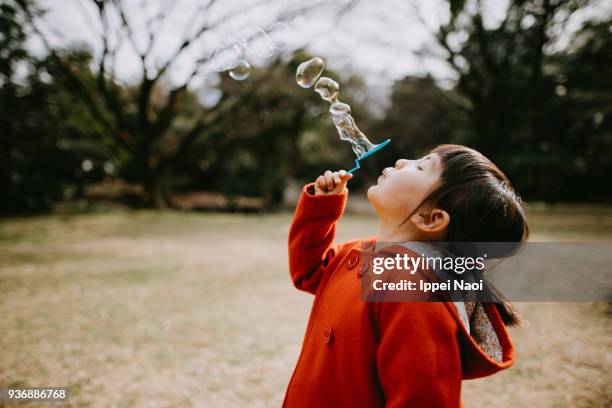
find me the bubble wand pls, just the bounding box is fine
[296,57,391,174]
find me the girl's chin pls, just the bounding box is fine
[366,184,378,200]
[366,187,384,216]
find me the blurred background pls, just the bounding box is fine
[1,0,611,406]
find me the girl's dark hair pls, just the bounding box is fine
[406,144,529,326]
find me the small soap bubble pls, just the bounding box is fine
[229,59,251,81]
[231,36,248,57]
[207,38,249,78]
[314,77,339,102]
[206,24,289,80]
[208,44,241,72]
[250,23,293,59]
[250,27,277,59]
[266,22,292,51]
[296,57,325,88]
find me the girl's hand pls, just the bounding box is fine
[314,170,353,196]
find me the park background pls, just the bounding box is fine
[1,0,611,406]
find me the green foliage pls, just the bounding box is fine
[1,1,110,213]
[374,75,468,171]
[526,19,612,201]
[428,0,612,201]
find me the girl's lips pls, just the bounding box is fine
[377,175,384,184]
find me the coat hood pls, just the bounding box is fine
[373,240,516,379]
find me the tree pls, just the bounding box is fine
[1,1,109,213]
[18,0,358,208]
[432,0,589,157]
[536,18,612,200]
[407,0,611,201]
[374,75,468,165]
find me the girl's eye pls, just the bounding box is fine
[417,166,423,171]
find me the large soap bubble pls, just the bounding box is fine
[296,57,325,88]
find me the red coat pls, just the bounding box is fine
[283,183,515,408]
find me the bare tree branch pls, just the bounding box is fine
[147,0,339,143]
[91,1,110,94]
[153,0,283,82]
[113,0,148,74]
[181,0,220,41]
[73,0,103,39]
[20,1,144,151]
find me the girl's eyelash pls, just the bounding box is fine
[417,166,423,170]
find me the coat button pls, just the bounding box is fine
[323,326,334,344]
[358,261,369,277]
[347,254,359,269]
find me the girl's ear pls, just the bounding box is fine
[410,208,450,237]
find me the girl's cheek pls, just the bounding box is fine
[384,183,408,210]
[395,177,417,198]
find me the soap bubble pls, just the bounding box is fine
[315,77,339,102]
[229,59,251,81]
[206,23,293,81]
[250,28,277,59]
[250,23,293,59]
[207,37,250,80]
[208,43,243,72]
[296,57,325,88]
[329,101,351,117]
[231,36,248,55]
[265,22,292,51]
[296,56,382,157]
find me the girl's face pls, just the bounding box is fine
[367,153,444,222]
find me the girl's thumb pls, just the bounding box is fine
[339,170,352,180]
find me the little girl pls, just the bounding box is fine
[283,144,528,407]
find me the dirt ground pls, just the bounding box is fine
[0,203,610,407]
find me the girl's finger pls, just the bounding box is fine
[324,170,334,191]
[332,172,341,185]
[316,175,325,189]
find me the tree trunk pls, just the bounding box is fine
[144,162,173,210]
[151,176,168,210]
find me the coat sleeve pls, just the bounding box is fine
[374,300,463,408]
[288,182,347,295]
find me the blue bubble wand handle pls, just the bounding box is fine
[347,139,391,174]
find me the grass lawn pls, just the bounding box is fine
[1,204,611,407]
